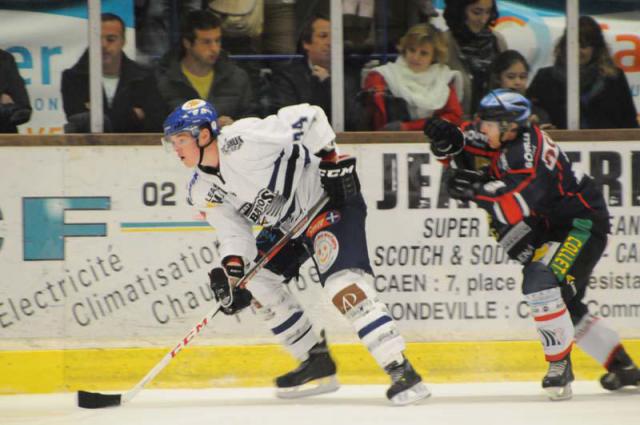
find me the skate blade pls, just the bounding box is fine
[544,383,572,401]
[390,382,431,406]
[276,375,339,399]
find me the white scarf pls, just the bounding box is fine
[373,56,463,120]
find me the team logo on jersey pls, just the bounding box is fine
[314,231,339,273]
[221,136,244,154]
[239,189,285,224]
[306,210,341,238]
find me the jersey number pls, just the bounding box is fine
[291,117,308,141]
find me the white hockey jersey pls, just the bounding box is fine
[186,103,336,262]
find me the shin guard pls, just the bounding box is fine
[525,287,574,361]
[325,269,405,368]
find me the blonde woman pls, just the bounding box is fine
[363,23,463,131]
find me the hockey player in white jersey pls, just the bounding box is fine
[161,99,430,405]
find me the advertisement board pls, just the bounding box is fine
[1,142,638,349]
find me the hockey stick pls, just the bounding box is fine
[77,194,330,409]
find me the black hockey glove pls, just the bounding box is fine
[423,117,465,158]
[319,155,361,205]
[495,217,544,264]
[445,168,488,201]
[209,256,252,315]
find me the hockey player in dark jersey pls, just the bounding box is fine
[423,88,640,400]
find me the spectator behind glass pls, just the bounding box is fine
[0,49,32,133]
[269,14,366,130]
[488,49,552,129]
[527,15,638,129]
[134,0,202,66]
[61,13,165,133]
[155,10,258,127]
[443,0,506,118]
[362,23,463,131]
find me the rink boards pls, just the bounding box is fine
[0,140,639,393]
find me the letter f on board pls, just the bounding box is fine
[23,197,110,261]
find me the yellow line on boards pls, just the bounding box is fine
[0,340,638,394]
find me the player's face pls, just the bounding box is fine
[304,18,331,68]
[168,132,200,167]
[499,61,528,94]
[186,28,222,66]
[101,20,125,69]
[404,41,435,73]
[465,0,493,34]
[479,121,502,149]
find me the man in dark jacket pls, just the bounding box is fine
[269,14,365,130]
[154,10,258,127]
[0,49,32,133]
[61,13,165,133]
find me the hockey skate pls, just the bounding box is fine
[275,332,339,399]
[542,355,574,401]
[600,348,640,391]
[384,357,431,406]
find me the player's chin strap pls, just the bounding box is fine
[194,125,217,167]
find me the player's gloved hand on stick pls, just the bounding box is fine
[495,217,543,264]
[318,149,361,205]
[423,117,464,158]
[445,168,487,201]
[209,256,252,315]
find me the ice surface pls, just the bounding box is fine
[1,382,638,425]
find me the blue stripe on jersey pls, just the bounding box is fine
[271,311,303,335]
[282,145,300,199]
[357,315,392,339]
[302,145,310,166]
[268,150,285,192]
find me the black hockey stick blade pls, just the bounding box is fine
[77,390,122,408]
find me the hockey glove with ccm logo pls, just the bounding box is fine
[318,148,361,206]
[209,256,253,315]
[423,117,464,159]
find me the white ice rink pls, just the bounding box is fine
[1,382,638,425]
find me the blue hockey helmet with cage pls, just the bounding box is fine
[162,99,219,149]
[477,89,531,126]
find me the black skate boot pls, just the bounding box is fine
[600,347,640,391]
[275,331,339,399]
[384,357,430,406]
[542,354,574,401]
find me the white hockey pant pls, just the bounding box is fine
[246,268,320,360]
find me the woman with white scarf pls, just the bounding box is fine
[363,23,463,131]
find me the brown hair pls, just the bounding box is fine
[555,15,617,78]
[397,23,448,64]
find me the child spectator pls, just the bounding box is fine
[488,49,552,128]
[363,22,463,131]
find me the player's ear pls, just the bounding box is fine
[197,127,212,147]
